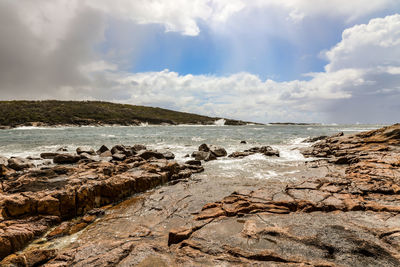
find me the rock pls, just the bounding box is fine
[228,151,253,158]
[1,249,57,266]
[261,147,280,157]
[111,145,135,157]
[132,144,147,152]
[96,145,109,154]
[53,154,80,164]
[0,147,202,260]
[162,151,175,160]
[112,153,126,161]
[332,132,344,137]
[25,249,57,266]
[56,146,68,152]
[38,195,60,216]
[111,145,126,155]
[26,156,41,160]
[40,152,60,159]
[76,147,95,155]
[191,151,216,161]
[209,145,227,157]
[0,156,8,166]
[240,140,247,144]
[99,150,112,157]
[245,146,279,157]
[137,150,165,160]
[8,157,34,171]
[302,135,328,143]
[168,228,193,246]
[0,165,15,177]
[198,144,210,152]
[185,160,202,166]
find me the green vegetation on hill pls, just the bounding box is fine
[0,100,249,127]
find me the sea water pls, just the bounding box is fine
[0,124,383,180]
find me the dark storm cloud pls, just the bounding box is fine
[0,1,104,99]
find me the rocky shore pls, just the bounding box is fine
[1,124,399,266]
[0,144,203,264]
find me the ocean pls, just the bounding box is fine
[0,124,383,181]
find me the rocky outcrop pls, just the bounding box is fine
[191,144,227,161]
[76,147,95,155]
[52,154,81,164]
[96,145,109,155]
[7,157,34,171]
[2,125,400,266]
[162,124,400,265]
[191,151,216,161]
[229,145,280,158]
[0,145,203,262]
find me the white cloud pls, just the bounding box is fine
[325,14,400,72]
[1,1,400,123]
[88,14,400,123]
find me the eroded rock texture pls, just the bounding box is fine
[0,148,203,263]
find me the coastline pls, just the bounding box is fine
[0,124,399,266]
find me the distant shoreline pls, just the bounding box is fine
[0,100,258,129]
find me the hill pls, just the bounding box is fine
[0,100,251,128]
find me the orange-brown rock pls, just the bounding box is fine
[0,146,202,261]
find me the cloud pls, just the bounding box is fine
[96,14,400,123]
[0,1,399,123]
[0,1,105,99]
[325,14,400,71]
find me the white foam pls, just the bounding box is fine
[191,137,205,142]
[214,119,226,126]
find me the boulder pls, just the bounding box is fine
[53,154,80,164]
[40,152,59,159]
[191,151,216,161]
[8,157,34,171]
[76,147,95,155]
[198,144,227,157]
[228,151,253,158]
[198,144,210,152]
[132,144,147,152]
[260,146,280,157]
[96,145,109,154]
[162,151,175,160]
[137,150,165,160]
[111,145,126,155]
[209,145,227,157]
[245,146,279,157]
[185,160,202,166]
[111,145,134,157]
[240,140,247,144]
[112,153,126,161]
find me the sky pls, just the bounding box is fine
[0,0,400,124]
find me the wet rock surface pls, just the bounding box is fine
[229,145,280,158]
[0,145,203,262]
[1,124,400,266]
